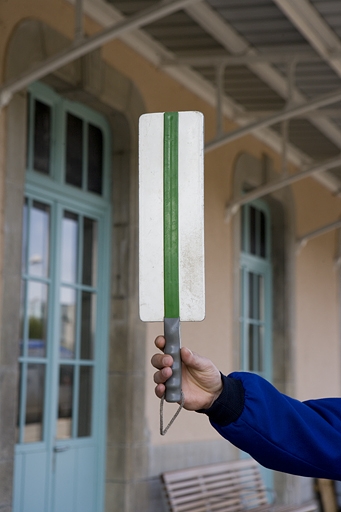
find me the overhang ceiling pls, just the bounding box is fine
[2,0,341,194]
[107,0,341,186]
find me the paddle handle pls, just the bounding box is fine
[164,318,182,402]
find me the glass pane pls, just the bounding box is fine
[22,199,28,274]
[29,201,50,278]
[248,324,259,372]
[260,211,266,258]
[241,206,245,251]
[33,100,51,175]
[61,211,78,283]
[259,275,264,321]
[248,324,263,373]
[80,292,96,360]
[24,363,45,443]
[19,280,26,357]
[258,325,264,373]
[60,287,76,359]
[82,217,98,286]
[78,366,93,437]
[248,272,254,319]
[16,363,23,443]
[28,281,48,357]
[57,365,74,439]
[249,206,257,255]
[87,124,103,195]
[66,113,83,188]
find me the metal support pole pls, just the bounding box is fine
[297,219,341,250]
[225,154,341,222]
[205,87,341,153]
[281,59,297,177]
[74,0,84,43]
[0,0,201,108]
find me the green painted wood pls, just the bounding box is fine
[163,112,180,319]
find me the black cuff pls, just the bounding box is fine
[196,374,245,426]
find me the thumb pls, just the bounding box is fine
[180,347,208,371]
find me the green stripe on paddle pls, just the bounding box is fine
[163,112,180,318]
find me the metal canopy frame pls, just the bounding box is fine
[0,0,201,107]
[3,0,341,246]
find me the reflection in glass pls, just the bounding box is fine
[19,280,26,357]
[87,124,103,195]
[57,365,74,439]
[66,113,83,188]
[24,363,45,443]
[61,212,78,283]
[82,217,97,286]
[80,292,96,360]
[248,324,263,373]
[29,201,50,278]
[33,100,51,175]
[250,206,257,255]
[22,199,28,274]
[16,363,23,443]
[248,272,254,319]
[60,287,76,359]
[78,366,93,437]
[28,281,48,357]
[260,211,266,258]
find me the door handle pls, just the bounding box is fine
[53,445,70,453]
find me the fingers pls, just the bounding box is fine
[155,383,166,399]
[153,366,172,384]
[155,335,166,351]
[151,353,173,370]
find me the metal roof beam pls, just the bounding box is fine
[225,155,341,222]
[0,0,201,108]
[297,219,341,251]
[206,87,341,153]
[185,1,341,154]
[163,50,320,67]
[273,0,341,78]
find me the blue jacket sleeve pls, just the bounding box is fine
[199,372,341,480]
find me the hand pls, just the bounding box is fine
[151,336,223,411]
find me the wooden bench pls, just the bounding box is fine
[162,458,318,512]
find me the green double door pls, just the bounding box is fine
[14,195,109,512]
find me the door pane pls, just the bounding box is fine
[78,366,93,437]
[22,199,28,274]
[60,287,76,359]
[33,100,51,175]
[61,212,78,284]
[87,124,103,195]
[57,365,74,439]
[28,281,48,358]
[24,363,45,443]
[66,113,83,188]
[82,217,97,287]
[80,292,96,360]
[29,201,50,278]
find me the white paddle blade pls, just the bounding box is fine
[139,111,205,322]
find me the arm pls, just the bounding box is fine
[202,372,341,480]
[152,336,341,480]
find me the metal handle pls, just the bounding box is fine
[54,445,70,453]
[164,317,182,403]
